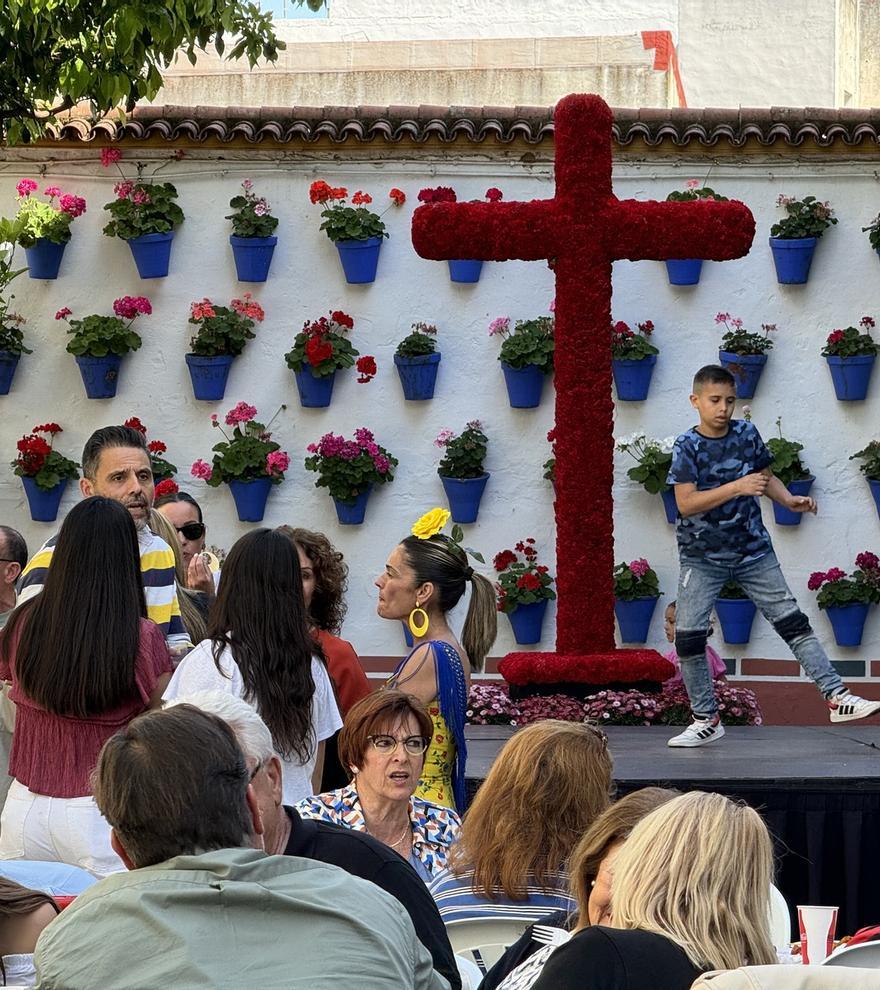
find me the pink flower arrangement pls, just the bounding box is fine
[808,551,880,609]
[487,316,510,337]
[629,557,650,578]
[224,401,257,426]
[15,180,87,248]
[113,296,152,320]
[304,428,398,505]
[191,404,288,488]
[465,681,762,728]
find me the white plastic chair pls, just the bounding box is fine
[445,918,533,974]
[822,940,880,968]
[455,953,487,990]
[768,883,792,949]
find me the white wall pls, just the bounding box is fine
[677,0,837,108]
[271,0,677,41]
[1,150,878,664]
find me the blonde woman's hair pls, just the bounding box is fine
[609,791,777,971]
[569,786,680,922]
[450,720,613,899]
[149,509,208,645]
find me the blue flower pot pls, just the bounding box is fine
[506,599,549,645]
[868,478,880,521]
[394,353,440,400]
[448,259,483,283]
[440,473,489,524]
[127,232,175,279]
[21,477,67,522]
[333,487,372,525]
[614,596,659,644]
[825,603,871,648]
[769,236,817,284]
[772,476,815,525]
[660,487,678,525]
[718,350,767,399]
[185,354,234,401]
[501,362,547,408]
[230,235,277,282]
[295,367,336,408]
[75,354,122,399]
[25,238,67,279]
[665,258,703,285]
[227,477,273,522]
[335,237,382,284]
[715,597,757,645]
[612,355,656,401]
[825,354,875,401]
[0,351,20,394]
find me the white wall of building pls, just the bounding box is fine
[269,0,678,42]
[1,148,878,665]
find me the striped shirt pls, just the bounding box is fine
[428,866,576,924]
[17,526,188,646]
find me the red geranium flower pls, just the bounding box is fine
[154,479,179,498]
[330,310,354,329]
[485,187,503,202]
[351,191,373,206]
[147,440,167,454]
[389,188,406,206]
[33,423,62,435]
[123,417,147,435]
[516,573,542,592]
[356,355,377,383]
[305,336,334,367]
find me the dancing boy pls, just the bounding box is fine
[666,364,880,747]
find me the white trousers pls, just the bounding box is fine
[0,779,124,877]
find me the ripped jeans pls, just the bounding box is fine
[674,551,844,717]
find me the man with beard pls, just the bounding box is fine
[18,425,188,648]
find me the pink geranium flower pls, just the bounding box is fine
[190,459,213,481]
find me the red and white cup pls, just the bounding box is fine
[797,905,838,964]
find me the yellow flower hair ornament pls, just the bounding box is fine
[410,508,485,564]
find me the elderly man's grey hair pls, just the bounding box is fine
[165,691,275,766]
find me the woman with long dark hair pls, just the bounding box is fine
[163,528,341,802]
[376,516,497,812]
[276,526,370,790]
[0,497,173,876]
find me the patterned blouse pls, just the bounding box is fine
[295,783,461,879]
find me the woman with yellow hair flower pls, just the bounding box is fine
[375,509,497,812]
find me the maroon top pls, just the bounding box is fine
[1,617,172,798]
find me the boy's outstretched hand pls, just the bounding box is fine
[785,494,818,514]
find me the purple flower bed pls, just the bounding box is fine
[468,681,763,728]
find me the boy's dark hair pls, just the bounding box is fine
[82,425,149,480]
[692,365,735,391]
[93,705,252,868]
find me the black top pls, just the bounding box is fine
[282,806,460,990]
[531,927,702,990]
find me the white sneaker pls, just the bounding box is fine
[667,715,725,748]
[828,691,880,723]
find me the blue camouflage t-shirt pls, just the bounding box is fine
[667,419,773,564]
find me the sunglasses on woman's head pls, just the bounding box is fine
[174,522,205,541]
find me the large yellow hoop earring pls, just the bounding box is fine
[408,606,430,638]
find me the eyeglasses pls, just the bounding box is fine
[367,734,429,756]
[174,522,205,541]
[249,759,264,781]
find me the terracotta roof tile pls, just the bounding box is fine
[39,104,880,148]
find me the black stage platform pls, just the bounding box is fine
[465,725,880,936]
